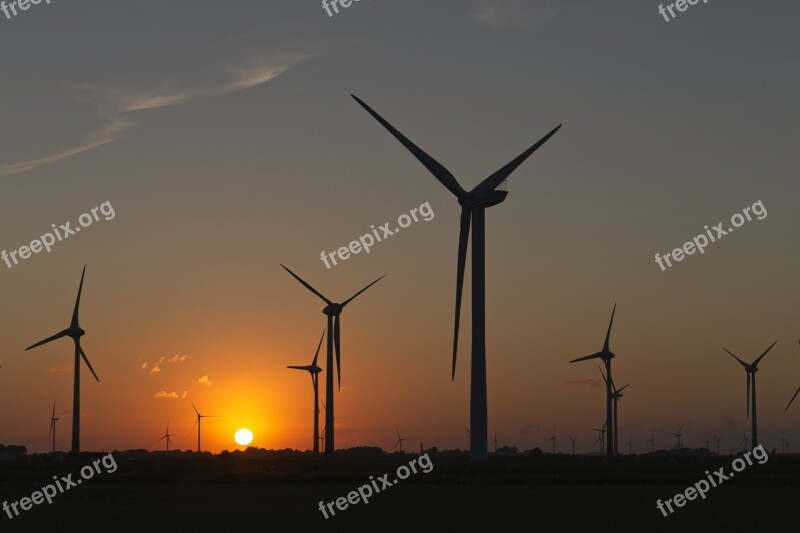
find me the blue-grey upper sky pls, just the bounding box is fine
[0,0,798,453]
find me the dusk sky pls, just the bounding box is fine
[1,0,798,455]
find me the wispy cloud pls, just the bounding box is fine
[198,375,213,387]
[472,0,573,28]
[144,353,190,375]
[154,390,187,399]
[2,56,300,178]
[564,379,602,387]
[0,119,132,177]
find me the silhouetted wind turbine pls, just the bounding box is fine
[189,400,218,453]
[569,435,577,455]
[287,330,325,455]
[571,304,617,457]
[159,421,172,451]
[723,340,777,449]
[547,427,557,455]
[599,365,628,456]
[26,266,99,454]
[592,422,606,454]
[491,431,498,453]
[395,428,406,452]
[353,95,560,463]
[672,425,683,449]
[281,265,384,458]
[780,432,787,454]
[713,433,722,454]
[49,402,59,453]
[741,430,748,451]
[783,340,800,414]
[626,434,633,455]
[705,434,711,450]
[647,431,655,453]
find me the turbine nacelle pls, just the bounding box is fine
[323,303,343,316]
[459,189,508,209]
[68,326,86,339]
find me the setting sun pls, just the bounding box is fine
[234,428,254,446]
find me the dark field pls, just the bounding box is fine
[2,453,798,532]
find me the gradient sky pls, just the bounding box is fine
[1,0,798,455]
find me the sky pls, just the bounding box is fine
[0,0,798,455]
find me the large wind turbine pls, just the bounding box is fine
[281,265,385,458]
[189,400,217,453]
[159,422,172,451]
[599,365,628,456]
[353,95,561,463]
[49,402,59,453]
[783,340,800,414]
[26,266,99,454]
[287,330,325,454]
[570,304,617,458]
[723,340,777,449]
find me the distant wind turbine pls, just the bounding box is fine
[592,422,606,454]
[571,304,618,458]
[780,432,787,454]
[599,365,628,456]
[26,266,99,454]
[723,340,777,449]
[353,95,561,463]
[547,427,557,455]
[49,402,59,453]
[281,265,385,458]
[647,431,655,453]
[189,400,218,453]
[491,431,498,453]
[713,433,722,454]
[705,434,710,450]
[672,425,684,450]
[741,430,749,451]
[159,421,172,451]
[395,428,406,452]
[626,434,633,455]
[569,435,577,456]
[287,330,325,455]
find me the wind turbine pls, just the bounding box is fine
[723,340,777,449]
[547,427,557,455]
[281,265,385,458]
[647,431,655,453]
[353,95,561,463]
[49,402,59,453]
[26,266,99,454]
[705,434,711,451]
[599,365,628,456]
[626,435,633,455]
[189,400,218,453]
[159,421,172,451]
[569,435,577,455]
[287,330,325,454]
[592,422,606,454]
[741,430,748,451]
[780,432,787,454]
[571,304,617,458]
[491,431,498,453]
[783,340,800,414]
[672,425,683,450]
[395,428,406,452]
[713,433,722,454]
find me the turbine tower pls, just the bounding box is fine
[26,266,100,454]
[281,265,384,458]
[626,434,633,455]
[741,430,748,451]
[49,402,59,453]
[672,425,683,449]
[547,427,557,455]
[159,421,172,451]
[647,431,655,453]
[592,422,606,454]
[783,340,800,414]
[570,304,617,458]
[569,435,577,455]
[353,95,560,462]
[395,428,406,452]
[713,433,722,454]
[723,340,777,449]
[189,400,217,453]
[491,431,499,453]
[599,365,628,456]
[287,331,325,454]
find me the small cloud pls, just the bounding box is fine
[154,390,187,399]
[519,423,540,436]
[564,379,602,387]
[149,366,161,375]
[198,375,213,387]
[168,354,190,364]
[147,354,188,375]
[49,363,73,373]
[139,361,148,370]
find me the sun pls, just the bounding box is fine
[234,428,254,446]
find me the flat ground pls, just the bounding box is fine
[1,453,797,532]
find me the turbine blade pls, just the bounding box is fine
[785,386,800,412]
[603,303,616,353]
[71,265,86,328]
[570,353,601,363]
[746,373,751,419]
[25,329,70,351]
[474,124,562,194]
[341,274,386,307]
[452,207,470,380]
[79,344,100,383]
[753,340,778,367]
[617,384,630,393]
[598,365,608,385]
[351,95,466,198]
[312,329,325,367]
[189,399,200,417]
[723,348,749,368]
[334,314,341,390]
[280,265,332,305]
